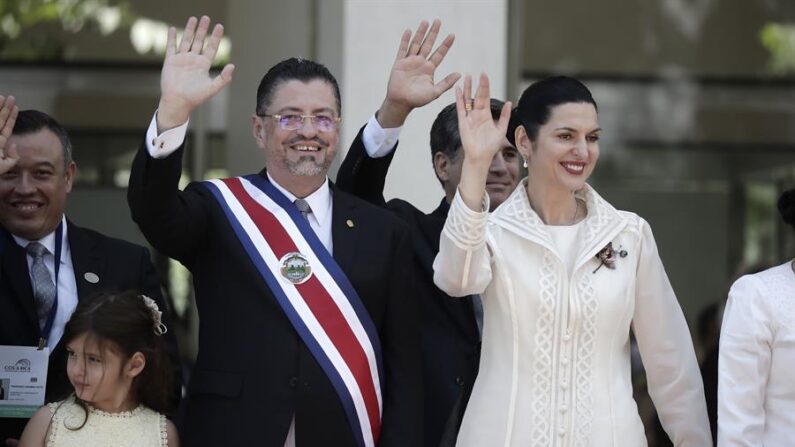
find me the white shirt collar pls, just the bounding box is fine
[12,216,70,262]
[266,173,332,227]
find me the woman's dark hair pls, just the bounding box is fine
[507,76,597,146]
[59,290,173,428]
[778,188,795,231]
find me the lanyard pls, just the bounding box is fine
[37,221,63,349]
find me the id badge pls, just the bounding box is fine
[0,345,49,418]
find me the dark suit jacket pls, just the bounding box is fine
[336,126,481,447]
[128,141,421,447]
[0,221,181,440]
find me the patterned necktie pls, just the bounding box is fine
[294,199,312,221]
[26,242,56,332]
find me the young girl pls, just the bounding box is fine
[18,291,179,447]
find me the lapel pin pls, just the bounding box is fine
[346,219,354,228]
[83,272,100,284]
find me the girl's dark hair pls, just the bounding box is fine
[778,188,795,231]
[507,76,598,146]
[60,290,173,428]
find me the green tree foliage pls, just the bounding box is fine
[0,0,132,59]
[760,22,795,75]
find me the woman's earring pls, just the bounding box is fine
[523,158,528,168]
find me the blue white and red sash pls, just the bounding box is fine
[203,175,383,447]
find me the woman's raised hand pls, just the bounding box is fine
[455,73,512,211]
[455,73,511,165]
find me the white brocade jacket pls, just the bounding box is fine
[718,262,795,446]
[433,182,711,447]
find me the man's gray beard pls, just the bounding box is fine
[285,156,330,176]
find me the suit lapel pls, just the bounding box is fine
[330,186,360,275]
[1,231,38,329]
[66,222,104,301]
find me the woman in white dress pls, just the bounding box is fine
[718,189,795,446]
[433,74,711,446]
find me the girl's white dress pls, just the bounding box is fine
[433,182,711,446]
[46,397,167,447]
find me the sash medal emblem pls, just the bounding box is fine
[205,175,383,447]
[280,252,312,284]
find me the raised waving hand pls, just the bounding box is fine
[455,73,512,210]
[0,95,20,175]
[157,16,235,132]
[377,19,461,128]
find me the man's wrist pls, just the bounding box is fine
[376,99,412,129]
[156,98,191,133]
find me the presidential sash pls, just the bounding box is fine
[204,175,383,447]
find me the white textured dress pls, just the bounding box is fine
[433,182,711,447]
[718,261,795,446]
[45,398,168,447]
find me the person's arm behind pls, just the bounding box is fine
[16,406,51,447]
[337,19,458,207]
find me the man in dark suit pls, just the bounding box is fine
[0,104,181,444]
[337,53,521,447]
[127,16,429,447]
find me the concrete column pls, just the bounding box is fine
[339,0,508,212]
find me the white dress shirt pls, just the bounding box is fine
[268,172,333,253]
[12,216,78,350]
[718,261,795,447]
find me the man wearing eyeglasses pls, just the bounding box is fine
[127,16,455,447]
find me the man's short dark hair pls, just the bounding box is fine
[12,110,73,168]
[255,58,341,115]
[429,98,506,184]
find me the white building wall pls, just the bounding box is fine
[339,0,508,212]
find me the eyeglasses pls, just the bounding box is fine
[258,113,341,132]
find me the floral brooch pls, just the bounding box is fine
[593,242,628,273]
